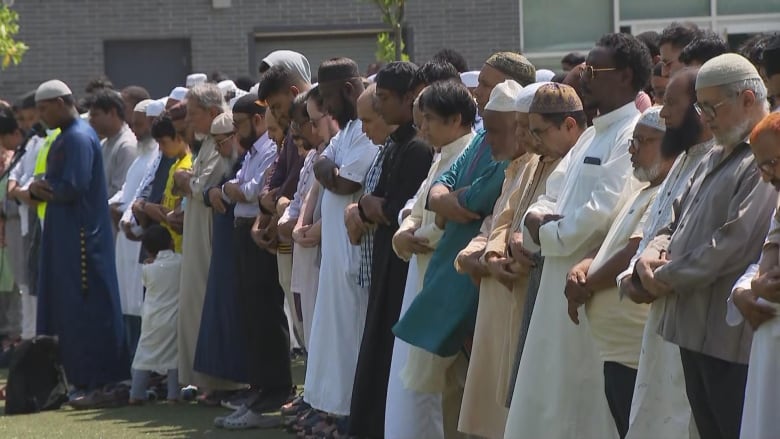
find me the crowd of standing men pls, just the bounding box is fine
[1,20,780,439]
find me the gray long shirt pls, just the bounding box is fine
[643,141,775,364]
[101,123,138,199]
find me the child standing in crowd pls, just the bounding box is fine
[129,225,181,405]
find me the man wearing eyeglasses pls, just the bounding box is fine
[761,35,780,112]
[564,107,676,439]
[505,33,652,439]
[730,112,780,439]
[658,22,702,78]
[173,83,238,397]
[635,53,774,439]
[619,67,715,439]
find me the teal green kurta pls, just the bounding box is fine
[393,130,509,356]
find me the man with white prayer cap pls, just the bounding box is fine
[505,33,652,439]
[111,97,162,360]
[258,50,312,84]
[535,69,556,82]
[620,67,714,439]
[456,79,541,439]
[460,71,480,90]
[218,79,238,100]
[194,109,255,416]
[171,83,239,397]
[392,80,522,438]
[168,86,189,109]
[461,81,587,439]
[30,78,129,403]
[186,73,208,88]
[393,51,535,373]
[145,99,165,119]
[635,53,774,439]
[564,106,675,439]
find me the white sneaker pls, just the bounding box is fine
[222,409,281,430]
[214,405,248,428]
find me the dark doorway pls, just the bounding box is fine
[104,39,192,98]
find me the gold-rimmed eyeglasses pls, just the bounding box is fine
[580,65,618,81]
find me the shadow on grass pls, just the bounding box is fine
[1,358,306,438]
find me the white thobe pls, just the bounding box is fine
[133,250,181,372]
[304,119,379,415]
[622,140,713,439]
[112,138,158,317]
[505,102,640,439]
[9,135,44,237]
[727,216,780,439]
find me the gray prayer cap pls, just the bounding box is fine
[35,79,73,102]
[696,53,761,91]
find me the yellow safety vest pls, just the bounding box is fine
[34,129,61,220]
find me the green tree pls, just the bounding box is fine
[364,0,409,62]
[0,4,27,69]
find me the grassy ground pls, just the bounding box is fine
[0,361,305,438]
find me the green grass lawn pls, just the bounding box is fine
[0,361,305,438]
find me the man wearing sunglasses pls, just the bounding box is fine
[635,53,774,439]
[506,32,652,439]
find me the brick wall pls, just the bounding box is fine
[0,0,518,101]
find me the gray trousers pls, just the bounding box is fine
[505,252,544,407]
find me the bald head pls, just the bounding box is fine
[357,83,395,145]
[358,83,380,114]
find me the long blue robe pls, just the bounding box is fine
[37,117,129,389]
[393,130,509,356]
[192,162,248,383]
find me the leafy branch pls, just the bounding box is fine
[362,0,409,62]
[0,5,27,69]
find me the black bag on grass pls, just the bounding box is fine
[4,335,69,415]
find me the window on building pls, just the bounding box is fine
[717,0,780,15]
[619,0,710,20]
[522,0,612,52]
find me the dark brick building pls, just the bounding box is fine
[1,0,778,100]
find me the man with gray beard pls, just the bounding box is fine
[635,53,775,439]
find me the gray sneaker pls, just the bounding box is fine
[223,409,282,430]
[214,405,248,428]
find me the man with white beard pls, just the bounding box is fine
[635,53,774,439]
[619,67,714,439]
[565,107,676,438]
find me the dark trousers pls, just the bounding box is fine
[679,347,748,439]
[234,222,291,391]
[349,231,409,438]
[123,314,142,363]
[604,361,638,439]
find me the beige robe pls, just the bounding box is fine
[458,155,558,439]
[176,135,236,389]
